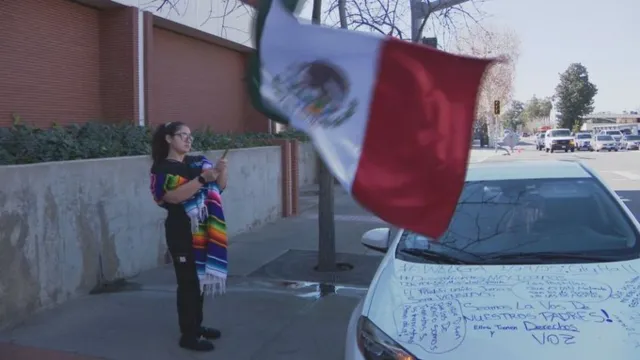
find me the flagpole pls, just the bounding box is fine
[312,0,339,273]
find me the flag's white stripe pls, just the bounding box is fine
[259,0,383,192]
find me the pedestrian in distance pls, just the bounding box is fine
[149,121,229,352]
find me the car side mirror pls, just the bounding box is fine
[361,228,391,253]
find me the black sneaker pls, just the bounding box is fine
[200,326,222,340]
[179,336,215,352]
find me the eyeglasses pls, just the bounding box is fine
[174,132,194,142]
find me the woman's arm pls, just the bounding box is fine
[162,178,203,204]
[216,168,228,191]
[151,171,213,205]
[200,155,227,191]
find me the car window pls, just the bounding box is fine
[577,134,591,139]
[597,135,614,141]
[396,178,638,262]
[625,135,640,140]
[606,130,622,135]
[550,130,571,137]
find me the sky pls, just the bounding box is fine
[477,0,640,113]
[297,0,639,113]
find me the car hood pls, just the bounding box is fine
[365,257,640,359]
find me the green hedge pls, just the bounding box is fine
[0,120,309,165]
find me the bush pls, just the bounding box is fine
[0,120,310,165]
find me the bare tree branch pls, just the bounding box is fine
[141,0,254,44]
[323,0,487,45]
[451,24,521,131]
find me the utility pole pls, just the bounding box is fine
[410,0,472,42]
[312,0,338,272]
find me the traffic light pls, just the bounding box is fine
[493,100,500,115]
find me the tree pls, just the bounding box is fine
[451,25,520,131]
[502,100,525,130]
[520,95,552,131]
[323,0,487,45]
[522,95,552,122]
[554,63,598,131]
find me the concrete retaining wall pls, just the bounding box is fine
[0,146,282,328]
[298,142,318,186]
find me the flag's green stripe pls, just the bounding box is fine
[246,0,302,125]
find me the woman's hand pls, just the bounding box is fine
[201,168,220,182]
[215,158,228,172]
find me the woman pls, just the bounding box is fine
[149,121,228,352]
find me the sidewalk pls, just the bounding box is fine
[0,148,495,360]
[0,189,384,360]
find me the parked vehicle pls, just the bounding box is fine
[600,130,624,144]
[594,134,618,152]
[544,128,575,152]
[535,132,546,150]
[620,134,640,150]
[574,132,594,151]
[345,160,640,360]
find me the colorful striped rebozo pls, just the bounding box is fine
[151,156,228,297]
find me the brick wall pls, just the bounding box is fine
[150,27,246,131]
[99,7,139,123]
[0,0,102,127]
[0,0,267,132]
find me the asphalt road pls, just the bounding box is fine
[488,137,640,222]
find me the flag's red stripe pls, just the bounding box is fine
[351,38,493,239]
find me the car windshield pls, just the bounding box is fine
[625,135,640,140]
[606,131,622,135]
[539,133,546,138]
[396,178,639,264]
[550,130,571,137]
[576,134,591,139]
[597,135,614,141]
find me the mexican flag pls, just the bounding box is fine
[246,0,495,238]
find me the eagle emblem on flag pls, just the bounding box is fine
[269,60,358,129]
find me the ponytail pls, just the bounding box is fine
[151,121,185,164]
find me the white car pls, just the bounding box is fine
[544,129,575,153]
[345,160,640,360]
[595,134,619,152]
[574,132,594,151]
[600,130,624,144]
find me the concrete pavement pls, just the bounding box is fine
[0,148,500,360]
[6,145,639,360]
[0,185,377,360]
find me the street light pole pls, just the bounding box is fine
[312,0,338,272]
[410,0,472,42]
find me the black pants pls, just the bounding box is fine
[170,250,204,338]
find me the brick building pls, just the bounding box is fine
[0,0,270,132]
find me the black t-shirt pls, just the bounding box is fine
[150,155,204,252]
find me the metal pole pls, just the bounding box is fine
[410,0,420,42]
[312,0,337,272]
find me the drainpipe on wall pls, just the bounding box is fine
[137,8,145,126]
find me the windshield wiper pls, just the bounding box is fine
[483,251,621,263]
[399,248,477,264]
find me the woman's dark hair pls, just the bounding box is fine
[151,121,186,164]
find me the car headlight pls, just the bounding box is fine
[357,316,415,360]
